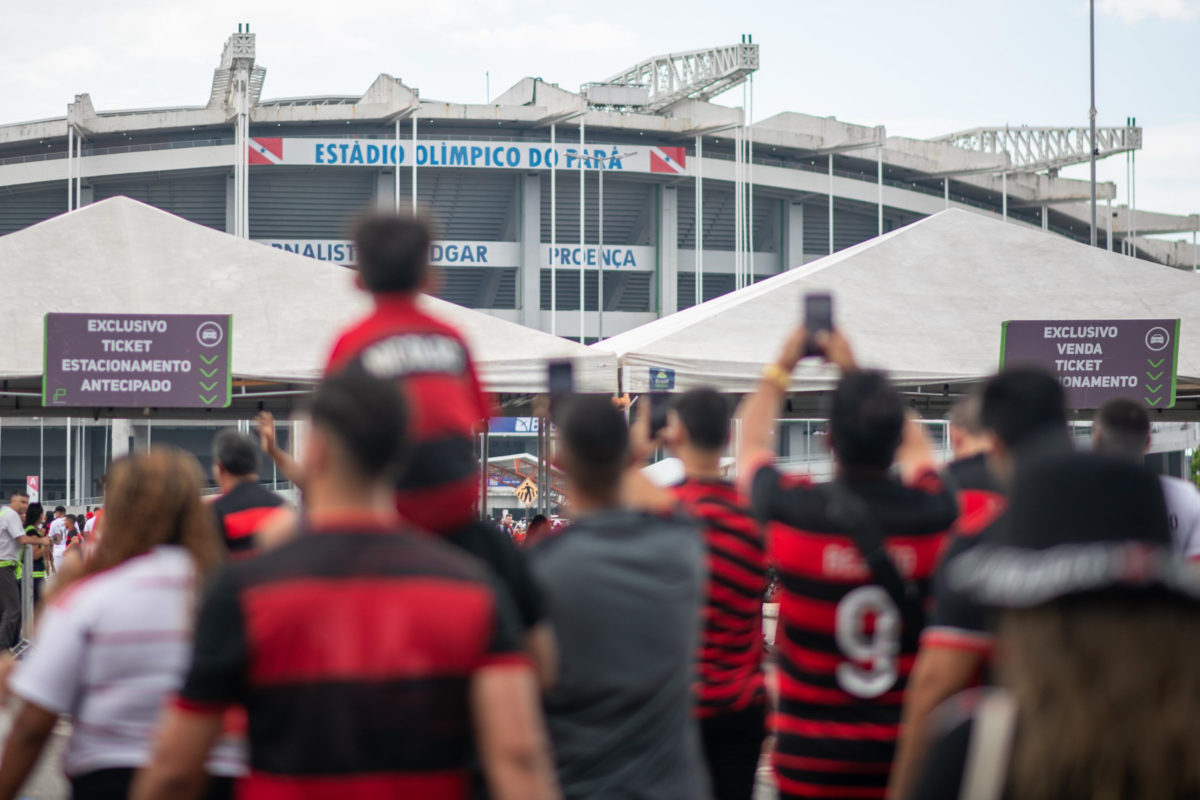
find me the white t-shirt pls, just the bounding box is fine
[48,517,68,563]
[10,546,245,778]
[0,507,25,562]
[1161,476,1200,561]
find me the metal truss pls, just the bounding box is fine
[600,43,759,112]
[208,31,266,110]
[934,125,1141,173]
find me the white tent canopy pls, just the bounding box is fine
[0,197,615,396]
[601,209,1200,395]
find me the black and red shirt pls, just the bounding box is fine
[922,501,1007,659]
[671,477,767,717]
[325,294,493,535]
[177,513,528,800]
[212,482,287,557]
[745,461,957,800]
[943,454,1004,521]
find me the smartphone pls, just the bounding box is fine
[547,360,574,406]
[803,292,834,357]
[648,393,671,439]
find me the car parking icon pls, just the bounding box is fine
[1145,326,1170,352]
[196,321,224,347]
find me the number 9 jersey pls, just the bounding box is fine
[744,458,957,800]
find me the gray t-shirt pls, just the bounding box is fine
[530,509,706,800]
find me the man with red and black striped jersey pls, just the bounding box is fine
[210,430,287,558]
[133,369,558,800]
[664,388,767,800]
[736,327,957,800]
[887,368,1068,800]
[256,213,552,682]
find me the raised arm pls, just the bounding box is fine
[256,411,307,490]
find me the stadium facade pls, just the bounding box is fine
[2,29,1198,344]
[1,29,1198,506]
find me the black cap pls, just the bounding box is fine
[947,451,1200,608]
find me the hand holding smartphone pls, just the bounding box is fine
[803,292,834,358]
[647,393,671,440]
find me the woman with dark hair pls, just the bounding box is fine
[21,503,49,602]
[0,448,243,800]
[911,452,1200,800]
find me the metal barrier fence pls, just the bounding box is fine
[11,545,34,657]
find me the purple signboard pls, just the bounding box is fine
[1000,319,1180,409]
[43,313,232,409]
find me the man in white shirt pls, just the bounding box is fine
[48,507,68,563]
[0,490,51,647]
[1092,398,1200,561]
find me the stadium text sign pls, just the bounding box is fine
[248,138,688,175]
[43,313,232,409]
[258,239,653,270]
[1000,319,1180,409]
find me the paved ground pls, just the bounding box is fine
[0,708,68,799]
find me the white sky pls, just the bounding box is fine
[3,0,1196,236]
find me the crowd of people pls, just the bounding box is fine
[0,211,1198,800]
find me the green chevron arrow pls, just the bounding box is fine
[199,381,218,392]
[1146,397,1163,406]
[200,367,218,378]
[200,354,219,365]
[1146,371,1164,381]
[200,394,218,405]
[1147,358,1165,368]
[1146,383,1163,394]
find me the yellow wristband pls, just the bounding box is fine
[762,363,792,392]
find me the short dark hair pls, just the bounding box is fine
[213,429,260,477]
[980,368,1068,449]
[9,489,28,501]
[53,506,65,515]
[948,394,984,436]
[672,388,730,451]
[1094,397,1150,461]
[352,214,432,294]
[529,514,548,527]
[829,370,905,471]
[556,395,629,498]
[310,366,409,479]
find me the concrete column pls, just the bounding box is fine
[519,173,541,329]
[782,201,804,270]
[291,418,309,463]
[131,422,149,454]
[376,171,397,211]
[658,185,678,316]
[111,419,132,460]
[225,174,236,234]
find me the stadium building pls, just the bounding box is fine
[2,28,1198,339]
[1,28,1197,506]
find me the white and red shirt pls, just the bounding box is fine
[10,546,245,778]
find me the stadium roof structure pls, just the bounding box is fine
[0,197,616,414]
[600,209,1200,416]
